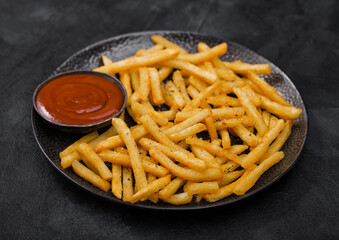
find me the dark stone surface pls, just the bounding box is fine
[0,0,338,239]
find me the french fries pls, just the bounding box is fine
[59,35,302,205]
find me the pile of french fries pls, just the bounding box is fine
[59,35,302,205]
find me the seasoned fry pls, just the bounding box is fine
[131,175,171,203]
[139,138,206,171]
[207,95,241,107]
[72,160,110,192]
[94,48,179,74]
[186,137,242,165]
[186,181,219,195]
[233,87,268,137]
[149,148,222,182]
[164,60,218,84]
[182,81,222,111]
[112,164,122,199]
[168,123,207,142]
[112,118,147,190]
[220,129,231,149]
[231,124,261,147]
[260,95,302,119]
[164,192,193,205]
[233,152,284,195]
[159,178,185,200]
[241,119,284,169]
[176,43,227,64]
[99,150,169,177]
[122,167,133,202]
[223,60,271,75]
[60,131,99,158]
[138,67,150,101]
[148,67,165,105]
[214,117,244,130]
[151,35,188,54]
[77,143,112,181]
[173,70,191,103]
[101,55,113,66]
[165,81,186,109]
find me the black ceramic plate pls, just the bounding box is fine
[32,31,307,210]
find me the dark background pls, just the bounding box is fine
[1,0,338,239]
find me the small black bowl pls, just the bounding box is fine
[33,70,127,133]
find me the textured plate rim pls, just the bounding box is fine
[32,30,308,210]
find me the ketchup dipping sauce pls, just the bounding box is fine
[34,71,126,129]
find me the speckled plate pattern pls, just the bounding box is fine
[32,31,308,210]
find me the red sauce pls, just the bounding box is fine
[36,74,124,125]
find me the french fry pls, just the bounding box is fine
[186,137,242,164]
[60,131,99,158]
[168,123,207,142]
[135,44,164,56]
[164,192,193,205]
[247,71,289,105]
[165,81,186,109]
[61,151,81,169]
[190,144,220,169]
[204,167,255,202]
[88,126,118,149]
[139,114,192,157]
[186,181,219,195]
[264,120,293,158]
[151,35,188,54]
[119,71,133,106]
[176,43,227,64]
[215,69,238,81]
[240,85,262,107]
[112,118,147,190]
[220,129,231,149]
[72,160,110,192]
[94,125,148,152]
[130,69,140,92]
[260,95,302,119]
[159,110,177,121]
[163,109,211,135]
[102,55,113,65]
[138,67,150,101]
[207,95,241,107]
[211,107,245,120]
[241,119,285,169]
[214,117,244,130]
[131,175,171,203]
[122,167,133,202]
[197,42,228,70]
[131,100,168,126]
[173,70,191,103]
[233,152,284,195]
[94,48,179,74]
[224,60,271,75]
[148,67,165,105]
[164,60,218,84]
[217,169,245,187]
[231,124,261,147]
[188,76,208,91]
[147,174,159,203]
[158,66,173,81]
[77,143,112,181]
[182,81,222,111]
[139,138,206,171]
[159,178,185,200]
[233,87,268,137]
[149,148,222,182]
[112,164,122,199]
[99,150,169,177]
